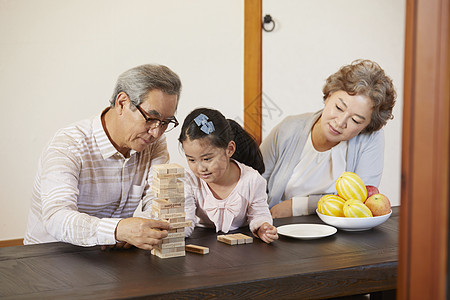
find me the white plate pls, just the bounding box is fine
[277,224,337,240]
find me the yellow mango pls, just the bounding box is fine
[336,172,367,201]
[343,199,373,218]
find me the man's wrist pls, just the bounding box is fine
[115,219,123,243]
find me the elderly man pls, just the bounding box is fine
[24,64,181,250]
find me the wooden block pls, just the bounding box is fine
[151,206,169,215]
[165,217,185,223]
[217,235,238,245]
[168,228,182,233]
[165,163,185,174]
[177,180,184,190]
[152,164,170,176]
[170,220,192,229]
[152,246,185,254]
[230,233,253,244]
[152,199,184,210]
[154,197,185,204]
[162,237,185,244]
[227,235,242,244]
[151,186,184,196]
[229,234,245,244]
[153,176,178,187]
[153,251,185,259]
[152,205,185,219]
[152,163,185,178]
[217,234,253,245]
[151,248,185,258]
[167,231,185,238]
[167,167,179,174]
[185,244,209,255]
[153,211,185,219]
[151,185,175,194]
[151,180,184,193]
[160,240,185,249]
[153,163,184,174]
[166,197,185,204]
[155,176,179,184]
[169,207,185,214]
[154,172,184,179]
[165,228,185,234]
[154,190,184,199]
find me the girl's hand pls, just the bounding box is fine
[257,222,279,243]
[270,199,293,218]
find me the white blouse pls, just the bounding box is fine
[283,132,347,216]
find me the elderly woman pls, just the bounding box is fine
[260,59,396,218]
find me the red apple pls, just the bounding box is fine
[365,185,380,199]
[365,193,391,216]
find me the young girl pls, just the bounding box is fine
[179,108,278,243]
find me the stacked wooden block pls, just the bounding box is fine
[217,233,253,245]
[150,163,192,258]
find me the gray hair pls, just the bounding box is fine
[110,64,182,108]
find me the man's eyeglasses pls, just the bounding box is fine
[135,105,179,132]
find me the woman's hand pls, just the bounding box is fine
[257,222,279,243]
[270,199,293,218]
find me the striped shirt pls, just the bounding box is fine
[24,109,169,246]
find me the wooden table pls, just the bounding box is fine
[0,207,399,299]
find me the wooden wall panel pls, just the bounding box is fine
[0,239,23,247]
[244,0,262,144]
[398,0,450,299]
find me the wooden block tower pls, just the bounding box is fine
[150,163,192,258]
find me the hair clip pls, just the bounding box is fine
[194,113,215,134]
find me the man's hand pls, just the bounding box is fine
[257,222,279,243]
[115,217,172,250]
[101,241,133,251]
[270,199,293,218]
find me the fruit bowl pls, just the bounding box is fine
[316,209,392,231]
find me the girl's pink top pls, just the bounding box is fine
[184,160,273,237]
